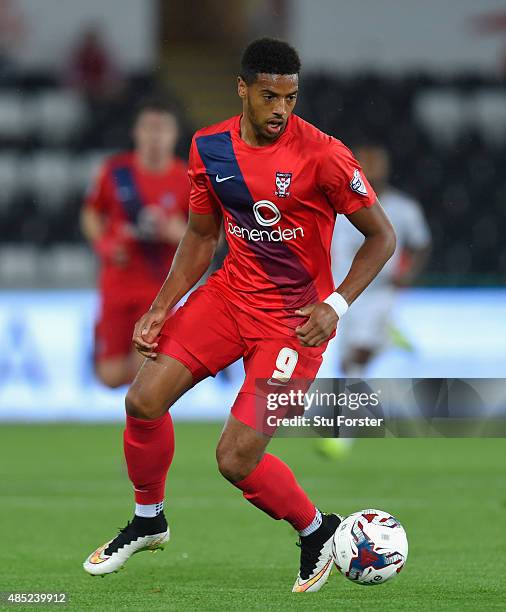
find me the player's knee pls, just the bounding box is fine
[216,446,258,483]
[125,387,159,420]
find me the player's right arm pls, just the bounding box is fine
[80,206,103,243]
[132,211,222,358]
[80,163,130,266]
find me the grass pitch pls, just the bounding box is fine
[0,423,504,611]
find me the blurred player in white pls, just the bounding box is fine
[332,143,431,379]
[316,143,430,459]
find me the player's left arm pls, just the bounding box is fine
[296,201,396,347]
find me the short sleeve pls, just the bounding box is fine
[173,160,190,219]
[188,137,217,215]
[318,140,377,215]
[402,199,432,249]
[84,163,111,215]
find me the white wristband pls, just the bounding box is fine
[324,292,349,318]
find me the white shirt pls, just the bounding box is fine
[332,186,431,288]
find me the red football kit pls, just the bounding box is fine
[158,114,376,433]
[85,152,190,360]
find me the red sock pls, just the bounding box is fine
[234,453,316,531]
[123,412,175,505]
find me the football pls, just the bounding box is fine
[333,509,408,585]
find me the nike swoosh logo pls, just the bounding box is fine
[215,175,235,183]
[293,558,333,592]
[89,544,109,564]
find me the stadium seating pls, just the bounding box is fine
[28,90,88,145]
[0,92,26,142]
[471,90,506,146]
[299,73,506,282]
[72,150,110,194]
[0,153,20,212]
[414,89,468,146]
[0,73,504,286]
[25,151,75,211]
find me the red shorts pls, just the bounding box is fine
[157,283,326,434]
[95,293,153,361]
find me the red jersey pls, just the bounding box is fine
[189,114,376,325]
[85,152,189,298]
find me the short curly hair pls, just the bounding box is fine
[240,38,301,85]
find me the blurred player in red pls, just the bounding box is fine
[84,39,396,591]
[81,99,189,388]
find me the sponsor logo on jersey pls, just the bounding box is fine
[253,200,281,226]
[226,199,304,243]
[227,221,304,242]
[350,169,368,196]
[275,172,292,198]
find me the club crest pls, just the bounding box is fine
[275,172,292,198]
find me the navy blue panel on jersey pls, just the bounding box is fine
[112,165,166,279]
[196,132,255,230]
[196,132,318,308]
[112,166,145,224]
